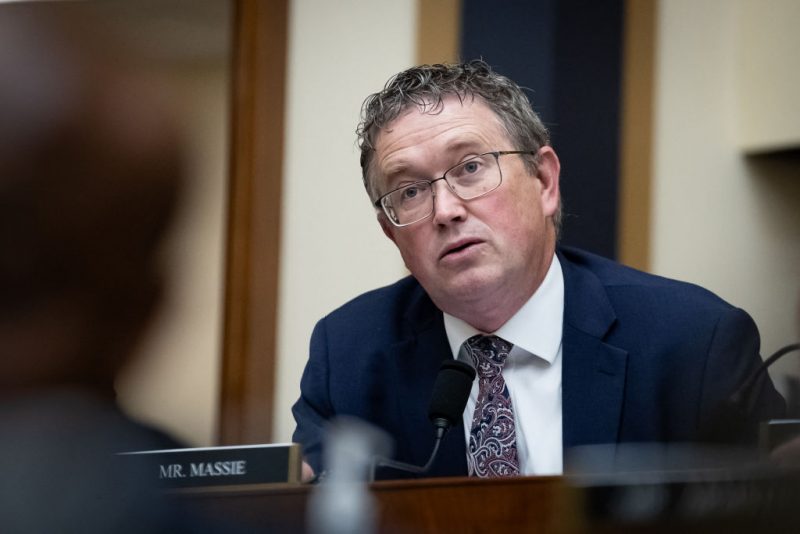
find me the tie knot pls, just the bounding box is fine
[465,335,513,378]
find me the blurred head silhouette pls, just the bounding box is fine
[0,3,196,532]
[0,2,182,398]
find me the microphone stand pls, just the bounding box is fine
[370,420,449,481]
[369,359,475,481]
[731,343,800,410]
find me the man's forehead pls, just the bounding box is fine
[368,95,510,193]
[390,93,491,127]
[375,96,505,153]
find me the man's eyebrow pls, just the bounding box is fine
[383,162,417,182]
[382,139,489,183]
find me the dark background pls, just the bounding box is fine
[461,0,624,259]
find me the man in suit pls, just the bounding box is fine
[292,60,785,480]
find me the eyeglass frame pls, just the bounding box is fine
[373,150,538,227]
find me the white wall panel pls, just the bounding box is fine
[274,0,416,440]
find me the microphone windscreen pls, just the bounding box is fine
[428,360,476,426]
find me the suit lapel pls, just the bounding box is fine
[559,250,628,450]
[381,286,468,477]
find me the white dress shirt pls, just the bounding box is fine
[443,254,564,475]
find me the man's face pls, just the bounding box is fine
[374,96,560,331]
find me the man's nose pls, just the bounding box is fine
[431,180,467,225]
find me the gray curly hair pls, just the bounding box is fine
[356,60,551,203]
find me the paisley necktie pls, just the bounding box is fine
[465,334,520,477]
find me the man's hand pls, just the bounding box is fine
[301,460,315,482]
[772,436,800,467]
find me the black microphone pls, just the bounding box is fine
[374,360,476,476]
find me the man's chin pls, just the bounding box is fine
[427,271,502,310]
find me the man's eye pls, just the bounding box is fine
[463,161,481,173]
[401,186,419,200]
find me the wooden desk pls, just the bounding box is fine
[177,471,799,533]
[179,476,570,532]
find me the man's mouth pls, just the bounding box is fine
[440,239,481,260]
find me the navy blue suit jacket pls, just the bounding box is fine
[292,247,785,478]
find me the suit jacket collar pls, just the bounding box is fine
[557,247,628,451]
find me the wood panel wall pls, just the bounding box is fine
[219,0,288,444]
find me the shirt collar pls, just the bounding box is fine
[443,254,564,364]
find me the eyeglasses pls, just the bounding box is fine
[374,150,537,227]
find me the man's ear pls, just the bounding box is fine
[534,146,561,218]
[378,213,397,244]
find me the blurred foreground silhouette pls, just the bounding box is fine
[0,3,210,532]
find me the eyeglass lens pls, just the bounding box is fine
[383,153,501,225]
